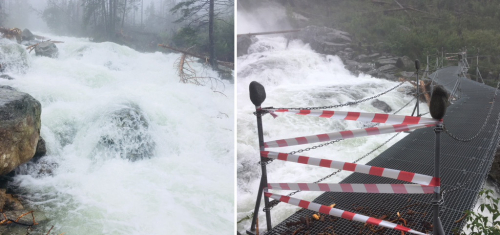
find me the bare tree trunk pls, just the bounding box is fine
[121,0,127,28]
[209,0,215,69]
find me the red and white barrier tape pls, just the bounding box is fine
[261,151,440,186]
[264,123,435,148]
[268,109,438,125]
[265,192,427,235]
[268,183,435,194]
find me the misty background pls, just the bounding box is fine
[0,0,234,64]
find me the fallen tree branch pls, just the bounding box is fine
[158,44,233,70]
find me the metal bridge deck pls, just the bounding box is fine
[266,66,500,234]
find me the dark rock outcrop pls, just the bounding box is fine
[297,26,351,54]
[34,137,46,158]
[21,29,34,41]
[0,86,41,175]
[34,41,59,58]
[0,74,14,80]
[488,147,500,189]
[237,35,255,57]
[371,99,392,113]
[95,104,155,161]
[396,56,414,70]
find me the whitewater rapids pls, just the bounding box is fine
[0,35,234,234]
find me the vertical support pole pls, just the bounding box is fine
[433,122,445,235]
[248,81,272,234]
[412,60,420,116]
[441,48,444,68]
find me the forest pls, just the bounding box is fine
[240,0,500,85]
[0,0,234,68]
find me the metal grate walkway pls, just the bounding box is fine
[266,66,500,234]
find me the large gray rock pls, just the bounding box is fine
[371,99,392,113]
[0,74,14,80]
[375,58,397,68]
[396,56,414,70]
[237,35,254,57]
[297,26,351,55]
[21,29,34,41]
[378,64,397,73]
[95,104,155,161]
[0,42,29,73]
[34,41,58,58]
[0,86,41,175]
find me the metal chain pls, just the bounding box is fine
[263,80,410,111]
[446,84,500,194]
[444,82,500,142]
[263,132,402,212]
[258,96,417,166]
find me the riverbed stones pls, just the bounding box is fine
[0,74,14,80]
[297,26,352,54]
[237,35,255,57]
[21,29,34,41]
[95,104,155,161]
[34,41,59,58]
[371,99,392,113]
[0,86,41,175]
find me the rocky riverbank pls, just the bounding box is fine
[239,25,420,83]
[0,29,50,233]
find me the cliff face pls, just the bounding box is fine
[0,86,41,175]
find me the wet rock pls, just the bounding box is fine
[344,60,359,71]
[375,58,397,68]
[297,26,351,54]
[237,35,256,57]
[95,104,155,161]
[34,137,46,158]
[0,42,29,73]
[34,41,58,58]
[21,29,34,41]
[358,63,373,72]
[378,64,397,73]
[4,194,24,211]
[371,99,392,113]
[396,56,414,70]
[377,73,396,81]
[355,54,368,61]
[0,86,41,175]
[489,147,500,189]
[0,74,14,80]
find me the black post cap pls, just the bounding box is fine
[249,81,266,106]
[415,59,420,70]
[429,86,448,120]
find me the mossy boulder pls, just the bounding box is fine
[0,86,41,175]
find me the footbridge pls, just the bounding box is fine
[245,54,500,234]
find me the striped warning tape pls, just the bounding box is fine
[264,192,426,235]
[264,123,435,148]
[261,151,440,186]
[268,109,439,125]
[267,183,435,194]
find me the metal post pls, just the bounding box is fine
[412,60,420,116]
[248,82,272,234]
[433,122,445,235]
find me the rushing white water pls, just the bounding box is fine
[0,35,234,234]
[236,35,430,233]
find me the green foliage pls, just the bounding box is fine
[459,189,500,235]
[171,14,234,62]
[281,0,500,85]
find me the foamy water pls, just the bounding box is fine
[0,35,234,234]
[236,35,430,233]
